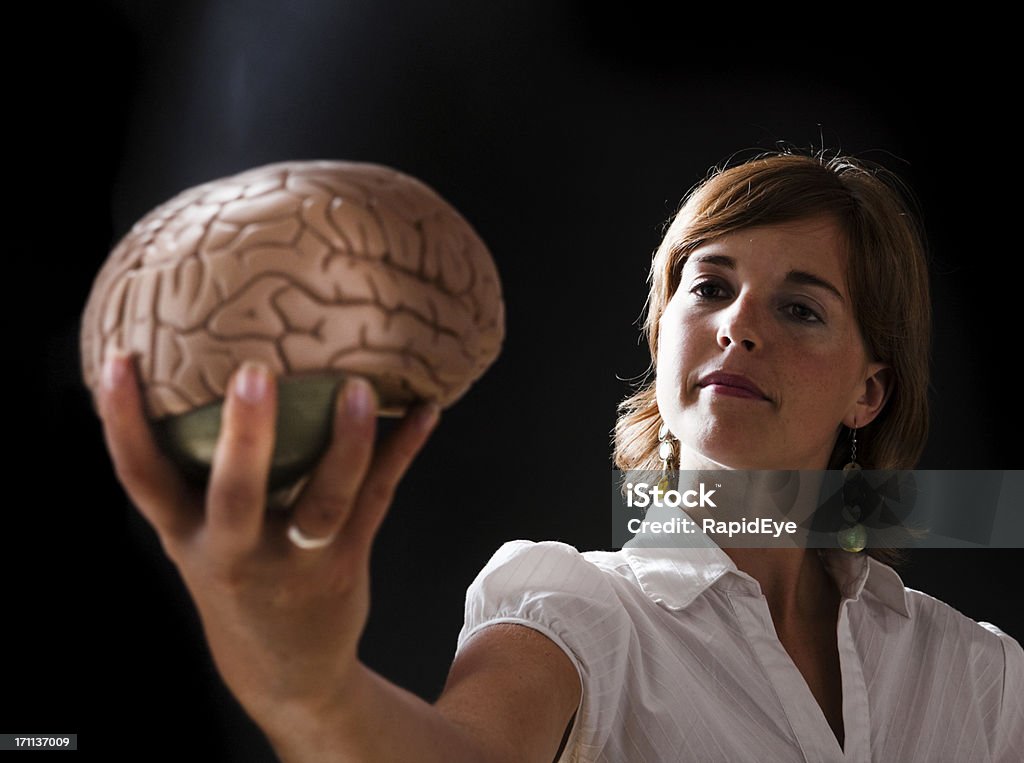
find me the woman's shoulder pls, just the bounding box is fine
[901,585,1019,644]
[976,619,1024,685]
[898,585,1023,679]
[459,540,639,643]
[467,539,632,600]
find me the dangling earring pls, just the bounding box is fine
[837,423,867,552]
[657,421,676,492]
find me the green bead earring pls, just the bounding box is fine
[838,423,866,552]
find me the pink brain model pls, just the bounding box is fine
[80,161,505,419]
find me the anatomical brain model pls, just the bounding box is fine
[81,161,505,501]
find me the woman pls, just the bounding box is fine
[95,151,1022,761]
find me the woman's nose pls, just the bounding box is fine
[717,294,764,351]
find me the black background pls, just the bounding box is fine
[13,2,1021,759]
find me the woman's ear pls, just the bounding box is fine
[846,362,892,428]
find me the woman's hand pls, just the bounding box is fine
[95,353,440,728]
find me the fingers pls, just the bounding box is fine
[100,354,439,569]
[339,398,440,560]
[205,361,277,556]
[287,377,379,549]
[97,352,200,542]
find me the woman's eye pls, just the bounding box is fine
[691,281,727,299]
[788,303,823,323]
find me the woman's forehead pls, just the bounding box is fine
[683,216,849,280]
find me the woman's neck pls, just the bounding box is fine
[672,451,838,626]
[723,546,840,627]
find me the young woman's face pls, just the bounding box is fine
[656,215,890,470]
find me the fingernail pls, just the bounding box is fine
[102,352,128,390]
[346,378,373,419]
[416,402,440,432]
[235,361,268,403]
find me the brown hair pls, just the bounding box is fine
[612,150,931,566]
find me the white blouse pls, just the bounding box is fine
[455,535,1023,762]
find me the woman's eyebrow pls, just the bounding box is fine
[687,253,845,304]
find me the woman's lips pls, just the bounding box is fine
[697,371,770,401]
[703,383,768,400]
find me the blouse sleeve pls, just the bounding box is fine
[979,621,1024,762]
[455,540,633,762]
